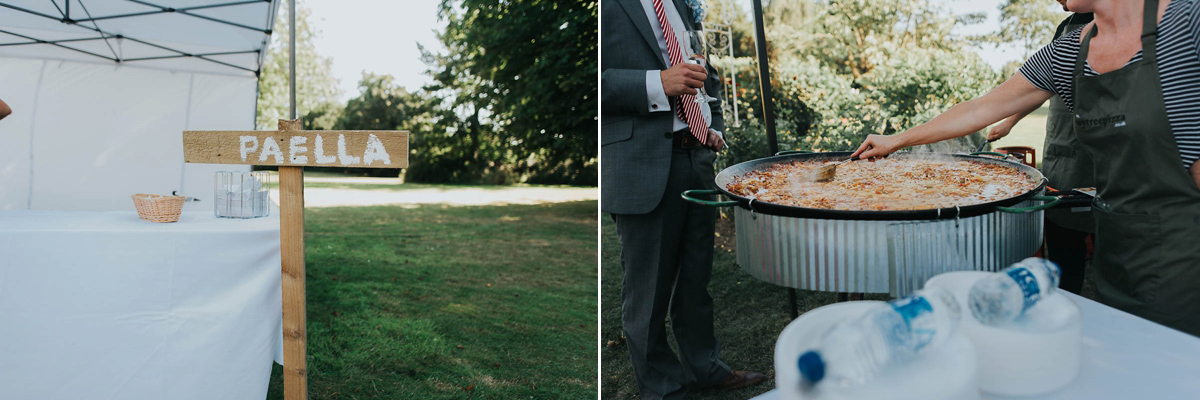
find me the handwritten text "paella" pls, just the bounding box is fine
[239,134,391,166]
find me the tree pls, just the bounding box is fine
[333,73,477,180]
[256,0,342,130]
[714,0,1002,168]
[421,37,505,184]
[974,0,1064,58]
[797,0,962,79]
[766,0,818,27]
[432,0,598,185]
[337,73,426,131]
[704,0,756,58]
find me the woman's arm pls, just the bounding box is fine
[852,73,1054,159]
[989,101,1042,141]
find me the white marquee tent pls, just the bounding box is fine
[0,0,281,211]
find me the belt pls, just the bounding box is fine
[672,129,725,151]
[672,130,705,149]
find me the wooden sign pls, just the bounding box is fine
[183,121,410,400]
[183,130,408,168]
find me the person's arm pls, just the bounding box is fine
[988,102,1042,141]
[0,98,10,120]
[602,63,707,116]
[1191,162,1200,189]
[852,73,1054,159]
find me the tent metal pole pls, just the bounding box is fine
[72,10,161,22]
[0,2,65,21]
[750,0,778,155]
[121,50,260,61]
[0,34,118,46]
[0,28,115,61]
[120,0,271,33]
[289,0,296,120]
[0,2,265,74]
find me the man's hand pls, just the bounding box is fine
[0,98,10,121]
[660,63,707,97]
[708,129,725,152]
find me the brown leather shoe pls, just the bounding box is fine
[714,370,765,390]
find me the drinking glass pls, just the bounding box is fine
[683,30,714,103]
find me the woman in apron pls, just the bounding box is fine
[852,0,1200,336]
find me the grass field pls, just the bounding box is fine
[600,215,892,400]
[987,105,1050,167]
[265,199,598,399]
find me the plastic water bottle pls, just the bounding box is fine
[796,287,962,387]
[968,257,1061,325]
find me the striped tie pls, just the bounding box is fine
[651,0,708,146]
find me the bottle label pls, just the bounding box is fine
[1006,266,1041,311]
[891,295,934,350]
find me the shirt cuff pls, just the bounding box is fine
[645,70,670,113]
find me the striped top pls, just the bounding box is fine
[1019,0,1200,168]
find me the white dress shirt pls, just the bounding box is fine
[638,0,714,133]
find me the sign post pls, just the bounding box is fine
[183,119,408,400]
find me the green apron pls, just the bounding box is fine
[1073,0,1200,336]
[1044,15,1096,233]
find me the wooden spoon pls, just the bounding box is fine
[814,156,858,182]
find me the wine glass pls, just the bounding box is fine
[683,30,714,104]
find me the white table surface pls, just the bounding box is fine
[751,292,1200,400]
[0,210,282,400]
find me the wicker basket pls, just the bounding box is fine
[132,194,186,223]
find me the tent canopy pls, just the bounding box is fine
[0,0,281,211]
[0,0,278,76]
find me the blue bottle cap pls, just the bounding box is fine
[797,351,825,383]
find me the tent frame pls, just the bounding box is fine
[0,0,275,75]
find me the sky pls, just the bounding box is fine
[302,0,1035,103]
[305,0,446,103]
[937,0,1028,67]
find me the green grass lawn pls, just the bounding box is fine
[266,200,598,399]
[988,105,1050,167]
[600,215,892,400]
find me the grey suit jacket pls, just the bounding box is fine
[601,0,725,215]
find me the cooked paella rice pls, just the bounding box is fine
[725,157,1039,211]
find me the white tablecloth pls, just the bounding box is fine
[752,292,1200,400]
[0,211,282,400]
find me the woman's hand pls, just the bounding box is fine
[988,119,1016,141]
[852,134,909,159]
[850,73,1053,160]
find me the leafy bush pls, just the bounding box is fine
[710,0,1002,169]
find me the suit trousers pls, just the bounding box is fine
[613,146,730,400]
